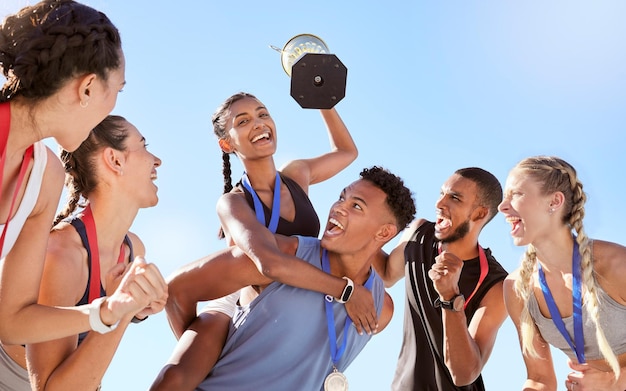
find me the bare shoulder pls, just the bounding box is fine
[278,161,310,191]
[47,223,85,267]
[377,291,394,332]
[126,231,146,259]
[591,239,626,268]
[591,239,626,301]
[43,223,88,302]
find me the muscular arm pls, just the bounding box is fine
[503,275,557,391]
[442,281,508,386]
[217,193,377,333]
[373,219,423,287]
[165,245,269,337]
[281,107,358,189]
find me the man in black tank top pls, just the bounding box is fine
[373,168,508,391]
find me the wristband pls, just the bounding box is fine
[88,297,119,334]
[131,315,148,324]
[335,276,354,303]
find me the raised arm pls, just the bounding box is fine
[373,219,423,287]
[441,281,508,386]
[503,274,557,391]
[280,108,357,189]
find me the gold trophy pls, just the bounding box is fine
[271,34,347,109]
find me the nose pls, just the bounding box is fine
[153,154,162,167]
[331,200,348,216]
[497,198,508,213]
[435,195,445,210]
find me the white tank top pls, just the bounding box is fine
[0,141,48,259]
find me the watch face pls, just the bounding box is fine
[452,295,465,311]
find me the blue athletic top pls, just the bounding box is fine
[196,236,385,391]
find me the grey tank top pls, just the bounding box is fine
[529,282,626,361]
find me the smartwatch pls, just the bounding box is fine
[335,276,354,303]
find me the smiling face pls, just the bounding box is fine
[434,174,481,243]
[498,169,554,246]
[222,97,277,161]
[120,123,161,208]
[321,179,395,255]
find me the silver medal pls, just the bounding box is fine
[324,368,349,391]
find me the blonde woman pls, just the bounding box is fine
[499,156,626,391]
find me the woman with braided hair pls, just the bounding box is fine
[499,156,626,391]
[23,115,166,391]
[0,0,164,378]
[151,92,380,390]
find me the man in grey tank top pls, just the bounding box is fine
[151,166,416,391]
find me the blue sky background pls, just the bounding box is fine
[2,0,626,389]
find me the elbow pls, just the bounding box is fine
[448,362,482,387]
[259,259,288,282]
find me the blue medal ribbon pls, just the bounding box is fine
[241,172,281,233]
[321,249,375,367]
[537,239,585,363]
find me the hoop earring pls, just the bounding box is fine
[80,100,89,108]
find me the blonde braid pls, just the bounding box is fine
[565,165,620,378]
[515,245,542,357]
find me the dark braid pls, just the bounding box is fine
[54,115,129,226]
[0,0,121,102]
[222,151,233,194]
[212,92,258,240]
[212,92,258,196]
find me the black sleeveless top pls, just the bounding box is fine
[236,173,320,237]
[70,218,133,344]
[391,221,508,391]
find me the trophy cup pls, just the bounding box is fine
[270,34,347,109]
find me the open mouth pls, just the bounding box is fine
[435,216,451,231]
[325,217,344,235]
[251,132,271,143]
[505,216,521,233]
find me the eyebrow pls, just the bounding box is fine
[341,187,368,206]
[233,106,267,120]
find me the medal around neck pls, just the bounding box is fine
[324,367,349,391]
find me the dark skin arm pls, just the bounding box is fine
[217,193,378,334]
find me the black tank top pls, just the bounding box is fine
[237,173,320,237]
[391,221,508,391]
[70,218,133,344]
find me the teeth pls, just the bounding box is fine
[437,218,451,228]
[150,173,157,180]
[329,218,344,230]
[505,216,520,224]
[251,132,270,143]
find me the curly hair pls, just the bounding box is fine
[0,0,121,102]
[359,166,415,230]
[55,115,129,226]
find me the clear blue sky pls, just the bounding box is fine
[2,0,626,389]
